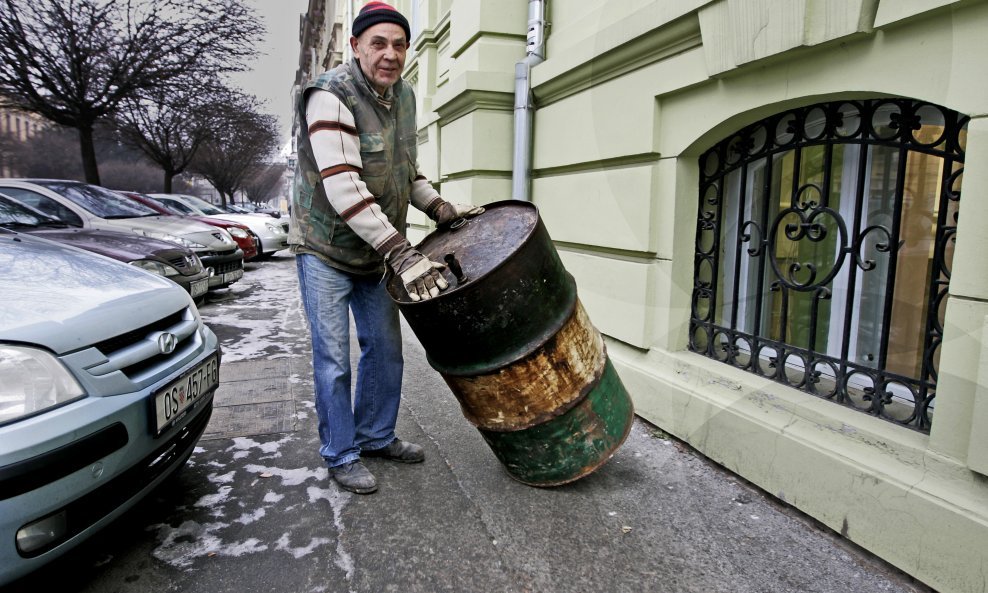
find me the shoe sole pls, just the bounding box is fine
[333,479,378,494]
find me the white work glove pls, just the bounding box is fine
[434,201,485,228]
[387,241,448,301]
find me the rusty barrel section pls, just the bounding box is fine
[388,200,634,487]
[443,299,604,431]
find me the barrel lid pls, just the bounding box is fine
[388,200,539,303]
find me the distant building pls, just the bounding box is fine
[0,103,47,177]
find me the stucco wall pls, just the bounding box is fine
[406,1,988,591]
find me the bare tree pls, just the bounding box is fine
[0,0,262,185]
[115,84,216,193]
[243,162,288,206]
[192,98,280,208]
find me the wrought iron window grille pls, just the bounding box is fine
[691,99,968,432]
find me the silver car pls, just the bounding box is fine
[150,193,289,260]
[0,180,244,290]
[0,230,220,585]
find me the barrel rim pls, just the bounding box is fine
[389,200,541,306]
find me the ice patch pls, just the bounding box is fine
[244,464,325,486]
[275,533,334,559]
[149,520,268,568]
[194,485,233,509]
[263,491,285,503]
[228,435,291,456]
[208,471,236,484]
[235,509,266,525]
[198,267,303,362]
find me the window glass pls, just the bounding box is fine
[32,182,156,219]
[692,99,967,432]
[0,188,84,227]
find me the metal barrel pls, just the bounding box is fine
[387,201,633,486]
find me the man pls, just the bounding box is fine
[289,1,482,494]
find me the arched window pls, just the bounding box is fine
[691,99,968,432]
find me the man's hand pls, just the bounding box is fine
[435,201,485,227]
[388,242,448,301]
[399,256,448,301]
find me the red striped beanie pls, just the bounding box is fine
[352,2,411,41]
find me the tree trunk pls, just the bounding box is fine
[219,191,228,208]
[163,168,174,193]
[79,125,101,185]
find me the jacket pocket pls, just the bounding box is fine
[359,132,388,178]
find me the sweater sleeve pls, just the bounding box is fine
[305,88,406,256]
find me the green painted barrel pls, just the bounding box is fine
[387,201,633,486]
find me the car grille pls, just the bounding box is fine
[213,260,242,275]
[197,250,234,258]
[85,307,200,381]
[167,255,198,273]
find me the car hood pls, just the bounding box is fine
[101,216,237,251]
[29,228,191,263]
[207,213,286,234]
[0,232,190,354]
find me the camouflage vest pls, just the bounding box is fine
[289,58,418,274]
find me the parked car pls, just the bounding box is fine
[0,194,210,300]
[150,194,289,260]
[0,230,220,585]
[118,191,258,261]
[0,180,244,290]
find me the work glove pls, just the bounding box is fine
[387,241,448,302]
[434,201,485,228]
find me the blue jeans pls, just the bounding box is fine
[296,254,403,468]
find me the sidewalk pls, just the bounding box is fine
[7,254,929,593]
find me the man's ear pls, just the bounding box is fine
[349,36,359,52]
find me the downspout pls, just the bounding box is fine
[511,0,546,202]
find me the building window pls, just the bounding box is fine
[691,99,968,432]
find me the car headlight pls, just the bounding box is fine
[130,259,180,277]
[132,228,206,249]
[227,227,249,239]
[0,345,85,424]
[265,223,282,234]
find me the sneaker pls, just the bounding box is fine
[363,439,425,463]
[329,461,378,494]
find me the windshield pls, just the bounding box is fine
[177,194,226,216]
[0,195,61,227]
[35,181,158,219]
[144,194,196,215]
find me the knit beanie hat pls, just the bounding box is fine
[352,2,411,41]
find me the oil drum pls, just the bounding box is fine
[386,200,634,486]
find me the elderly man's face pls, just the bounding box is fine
[350,22,408,95]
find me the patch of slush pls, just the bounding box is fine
[200,263,304,362]
[263,491,285,503]
[244,464,326,486]
[148,520,269,568]
[306,485,355,581]
[235,509,267,525]
[208,471,236,484]
[275,533,334,559]
[194,485,233,510]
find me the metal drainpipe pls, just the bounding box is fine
[511,0,546,202]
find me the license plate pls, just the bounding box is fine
[153,355,219,435]
[190,278,209,297]
[223,268,244,284]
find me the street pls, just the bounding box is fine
[5,252,928,593]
